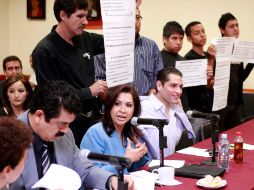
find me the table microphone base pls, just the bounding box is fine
[201,160,217,166]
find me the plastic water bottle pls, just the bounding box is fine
[218,133,229,171]
[234,131,243,163]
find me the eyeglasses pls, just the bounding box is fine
[136,15,142,20]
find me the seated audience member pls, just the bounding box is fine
[184,21,216,113]
[139,67,195,159]
[10,81,134,190]
[0,55,23,107]
[0,117,32,189]
[80,84,149,174]
[0,74,33,117]
[160,21,188,111]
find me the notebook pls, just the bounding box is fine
[175,164,226,179]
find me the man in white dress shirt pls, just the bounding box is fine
[139,67,195,159]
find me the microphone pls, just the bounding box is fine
[130,117,169,126]
[186,110,220,120]
[79,149,132,168]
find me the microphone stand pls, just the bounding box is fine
[202,118,219,166]
[110,158,129,190]
[149,120,167,170]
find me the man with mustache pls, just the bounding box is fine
[32,0,108,147]
[10,80,134,190]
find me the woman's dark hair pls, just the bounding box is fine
[102,84,142,142]
[0,116,33,172]
[3,73,33,116]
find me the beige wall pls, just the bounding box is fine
[0,0,10,71]
[1,0,254,88]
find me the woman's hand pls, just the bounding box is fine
[125,138,147,163]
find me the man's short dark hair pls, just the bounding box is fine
[218,12,237,30]
[29,80,81,122]
[157,67,182,86]
[54,0,88,22]
[2,55,22,71]
[185,21,202,37]
[163,21,184,37]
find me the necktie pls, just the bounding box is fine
[42,143,50,175]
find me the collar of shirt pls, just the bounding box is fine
[149,93,181,113]
[51,25,82,50]
[135,33,142,46]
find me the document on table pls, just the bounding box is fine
[100,0,136,87]
[148,160,185,168]
[32,164,81,190]
[175,59,207,87]
[177,147,210,157]
[211,37,234,111]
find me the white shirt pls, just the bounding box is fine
[139,94,195,159]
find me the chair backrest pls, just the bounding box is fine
[175,130,194,151]
[188,117,212,143]
[241,92,254,122]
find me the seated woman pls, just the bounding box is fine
[0,117,32,189]
[0,74,33,117]
[80,84,149,174]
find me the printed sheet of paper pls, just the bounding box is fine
[211,37,234,111]
[32,164,81,190]
[175,59,207,87]
[177,147,210,157]
[101,0,135,87]
[232,40,254,63]
[211,37,235,61]
[212,60,231,111]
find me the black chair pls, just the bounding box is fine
[175,117,212,151]
[241,92,254,123]
[175,130,194,151]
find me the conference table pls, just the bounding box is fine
[155,119,254,190]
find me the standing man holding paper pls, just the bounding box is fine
[184,21,216,113]
[217,12,253,131]
[32,0,108,146]
[94,8,164,96]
